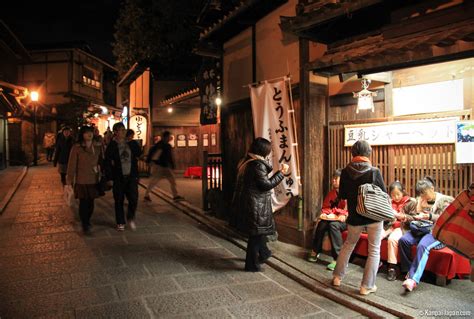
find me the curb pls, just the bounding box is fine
[0,166,28,214]
[139,182,416,318]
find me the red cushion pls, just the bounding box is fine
[341,230,471,280]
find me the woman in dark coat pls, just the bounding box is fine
[232,137,288,272]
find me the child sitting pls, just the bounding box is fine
[307,169,348,271]
[385,181,416,281]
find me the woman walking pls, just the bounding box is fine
[232,137,288,272]
[332,140,386,295]
[66,126,102,235]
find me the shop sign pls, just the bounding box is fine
[344,118,458,146]
[455,121,474,164]
[249,79,299,211]
[198,57,221,125]
[129,115,147,145]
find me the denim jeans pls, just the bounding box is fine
[334,221,383,289]
[399,232,440,284]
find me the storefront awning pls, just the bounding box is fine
[307,19,474,75]
[0,81,28,114]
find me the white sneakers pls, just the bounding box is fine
[128,220,137,231]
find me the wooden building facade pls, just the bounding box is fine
[12,44,118,164]
[281,0,474,245]
[197,0,474,247]
[0,20,30,168]
[118,63,221,170]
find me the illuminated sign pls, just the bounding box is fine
[129,115,148,145]
[344,118,458,146]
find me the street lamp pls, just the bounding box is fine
[30,91,39,166]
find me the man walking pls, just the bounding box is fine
[104,122,142,231]
[53,126,74,185]
[144,131,184,202]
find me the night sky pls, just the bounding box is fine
[1,0,120,64]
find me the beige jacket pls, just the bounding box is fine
[67,144,102,185]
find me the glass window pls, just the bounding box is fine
[82,66,101,89]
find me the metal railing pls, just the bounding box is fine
[202,151,223,211]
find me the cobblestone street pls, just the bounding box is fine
[0,165,362,318]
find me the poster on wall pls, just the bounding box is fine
[211,133,217,146]
[455,121,474,164]
[177,134,186,147]
[169,135,175,148]
[188,133,198,147]
[203,133,209,147]
[344,118,457,146]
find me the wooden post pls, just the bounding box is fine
[202,151,209,210]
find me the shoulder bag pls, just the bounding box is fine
[356,169,394,221]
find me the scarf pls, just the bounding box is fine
[351,156,371,164]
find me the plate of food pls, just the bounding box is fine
[319,213,339,221]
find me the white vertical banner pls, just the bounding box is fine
[250,79,299,212]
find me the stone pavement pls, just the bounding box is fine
[143,170,474,318]
[0,165,364,318]
[0,166,27,213]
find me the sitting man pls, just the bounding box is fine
[307,169,348,271]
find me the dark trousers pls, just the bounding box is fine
[60,173,67,186]
[113,176,139,225]
[312,220,347,260]
[79,199,95,230]
[46,148,54,161]
[245,235,271,271]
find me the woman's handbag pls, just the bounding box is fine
[63,185,76,207]
[97,175,111,196]
[356,170,394,221]
[433,184,474,259]
[409,220,433,237]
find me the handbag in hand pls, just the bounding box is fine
[433,184,474,259]
[409,220,433,237]
[97,175,111,196]
[356,169,394,221]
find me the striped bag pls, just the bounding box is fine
[356,183,395,222]
[433,184,474,260]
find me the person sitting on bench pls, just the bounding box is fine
[307,169,348,271]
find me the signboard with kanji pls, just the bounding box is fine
[198,57,221,125]
[344,118,458,146]
[129,115,148,145]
